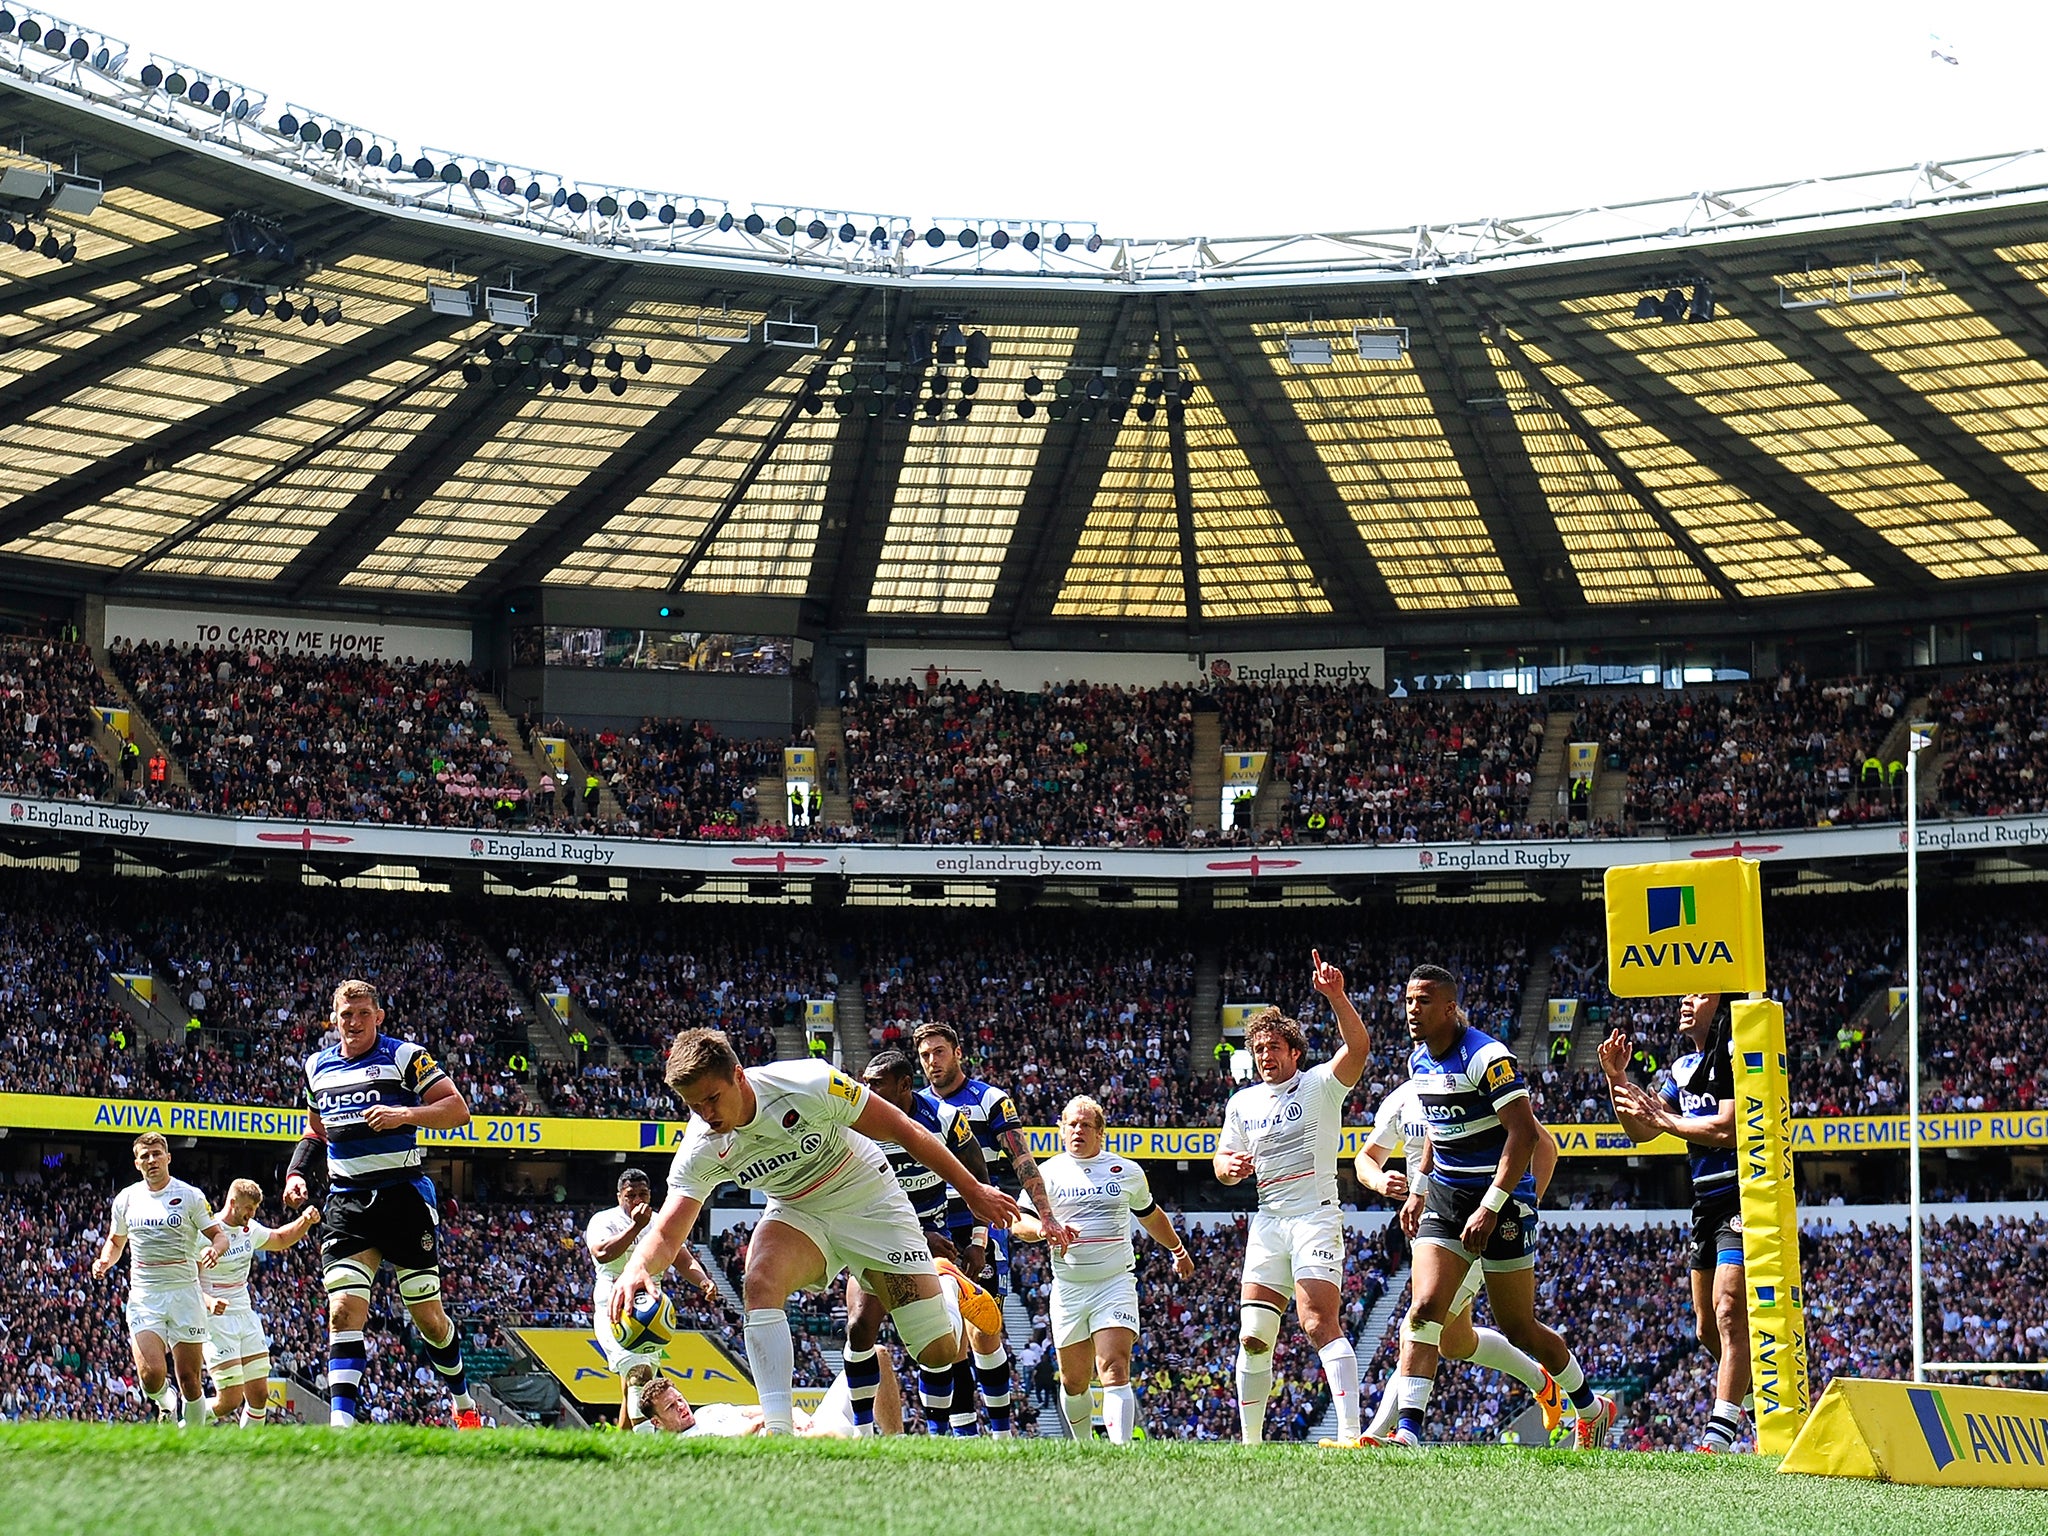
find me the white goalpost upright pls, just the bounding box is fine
[1905,722,2048,1382]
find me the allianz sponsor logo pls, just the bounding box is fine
[468,835,617,866]
[8,800,155,837]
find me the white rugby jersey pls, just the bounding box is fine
[110,1177,216,1294]
[1365,1079,1429,1181]
[199,1211,276,1307]
[586,1205,640,1309]
[668,1061,898,1216]
[1025,1151,1155,1283]
[1219,1061,1350,1218]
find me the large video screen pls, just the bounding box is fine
[515,628,798,674]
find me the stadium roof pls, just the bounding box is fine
[5,21,2048,647]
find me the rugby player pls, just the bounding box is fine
[587,1167,720,1430]
[92,1132,230,1430]
[1212,950,1370,1445]
[1014,1094,1194,1445]
[914,1020,1074,1433]
[612,1028,1018,1436]
[857,1050,1011,1436]
[1354,1080,1566,1439]
[200,1178,321,1426]
[282,979,481,1429]
[1599,993,1749,1452]
[1382,964,1611,1448]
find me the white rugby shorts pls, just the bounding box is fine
[201,1304,269,1368]
[125,1285,209,1349]
[763,1192,937,1294]
[1242,1207,1346,1292]
[1050,1271,1141,1349]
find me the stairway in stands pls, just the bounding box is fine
[836,972,869,1076]
[1190,711,1223,832]
[1523,708,1578,832]
[811,707,853,826]
[477,691,549,804]
[91,657,194,797]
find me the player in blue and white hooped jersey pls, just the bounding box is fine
[1382,963,1611,1449]
[1354,1080,1567,1440]
[1015,1094,1195,1446]
[1213,951,1370,1446]
[914,1021,1075,1436]
[1600,992,1749,1452]
[281,978,481,1430]
[92,1131,229,1430]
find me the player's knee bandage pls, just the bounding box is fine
[1402,1318,1444,1348]
[1239,1301,1282,1353]
[210,1360,246,1388]
[893,1290,961,1358]
[245,1353,271,1383]
[395,1266,442,1306]
[324,1257,374,1300]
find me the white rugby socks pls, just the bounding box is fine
[1235,1349,1274,1444]
[743,1308,797,1435]
[1467,1327,1546,1393]
[1063,1389,1095,1440]
[1317,1339,1360,1442]
[1103,1384,1137,1445]
[181,1394,208,1431]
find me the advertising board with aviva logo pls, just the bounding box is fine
[1603,857,1767,998]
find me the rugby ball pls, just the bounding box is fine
[610,1288,678,1353]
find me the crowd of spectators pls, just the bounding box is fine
[1221,685,1546,844]
[566,720,789,840]
[1917,903,2048,1114]
[109,641,528,828]
[1932,667,2048,820]
[0,638,113,803]
[861,912,1201,1126]
[1578,673,1909,837]
[840,678,1195,847]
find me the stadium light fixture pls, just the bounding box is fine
[1657,288,1686,322]
[1285,336,1334,366]
[484,287,538,327]
[1687,283,1715,322]
[50,173,103,217]
[0,164,54,200]
[964,330,991,369]
[1354,326,1407,361]
[426,282,476,318]
[1632,294,1660,319]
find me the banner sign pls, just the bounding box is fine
[105,602,472,664]
[1735,999,1813,1455]
[1223,752,1267,788]
[0,793,2042,882]
[866,645,1384,692]
[7,1091,2048,1160]
[783,747,816,779]
[1782,1378,2048,1487]
[806,999,835,1030]
[1219,1004,1259,1037]
[112,973,155,1005]
[1605,857,1766,997]
[511,1328,755,1407]
[1568,742,1599,780]
[1547,998,1578,1034]
[536,737,569,773]
[96,706,131,739]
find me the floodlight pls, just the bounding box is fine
[776,215,798,237]
[1022,375,1042,396]
[964,330,991,369]
[604,347,624,373]
[274,295,295,321]
[1354,327,1406,361]
[990,229,1009,251]
[1018,400,1037,419]
[688,207,707,227]
[807,219,827,239]
[925,227,945,248]
[56,236,75,263]
[838,223,856,243]
[426,283,476,318]
[743,212,763,235]
[0,165,53,200]
[50,174,103,217]
[484,287,538,328]
[1286,337,1334,366]
[38,231,59,261]
[958,227,977,248]
[609,377,626,397]
[1633,295,1660,320]
[1086,233,1103,253]
[633,350,652,375]
[596,196,618,216]
[659,204,678,224]
[461,360,482,384]
[1021,230,1040,253]
[567,191,588,213]
[628,199,649,219]
[954,400,971,420]
[578,373,597,393]
[1658,288,1686,323]
[960,375,979,397]
[1687,283,1715,322]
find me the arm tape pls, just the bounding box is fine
[287,1134,326,1184]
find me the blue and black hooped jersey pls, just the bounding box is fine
[921,1075,1023,1184]
[875,1094,977,1232]
[1662,1036,1737,1203]
[1408,1026,1537,1198]
[304,1034,448,1193]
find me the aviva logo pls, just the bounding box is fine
[1647,884,1697,933]
[1910,1385,2048,1471]
[639,1121,687,1150]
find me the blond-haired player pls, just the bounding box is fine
[201,1178,321,1426]
[1213,951,1370,1444]
[1014,1095,1193,1445]
[92,1132,229,1430]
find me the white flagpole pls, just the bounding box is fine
[1907,725,1928,1384]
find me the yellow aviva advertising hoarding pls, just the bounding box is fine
[7,1093,2048,1160]
[1603,857,1766,997]
[1783,1378,2048,1488]
[511,1328,755,1407]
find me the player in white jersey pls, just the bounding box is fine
[201,1177,322,1426]
[91,1132,229,1431]
[1213,950,1370,1445]
[1014,1095,1193,1445]
[585,1166,719,1430]
[612,1028,1018,1436]
[1354,1081,1566,1439]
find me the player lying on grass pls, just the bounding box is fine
[1012,1094,1195,1444]
[630,1356,903,1438]
[1354,1082,1566,1439]
[612,1028,1018,1436]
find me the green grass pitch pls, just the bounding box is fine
[3,1423,2041,1536]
